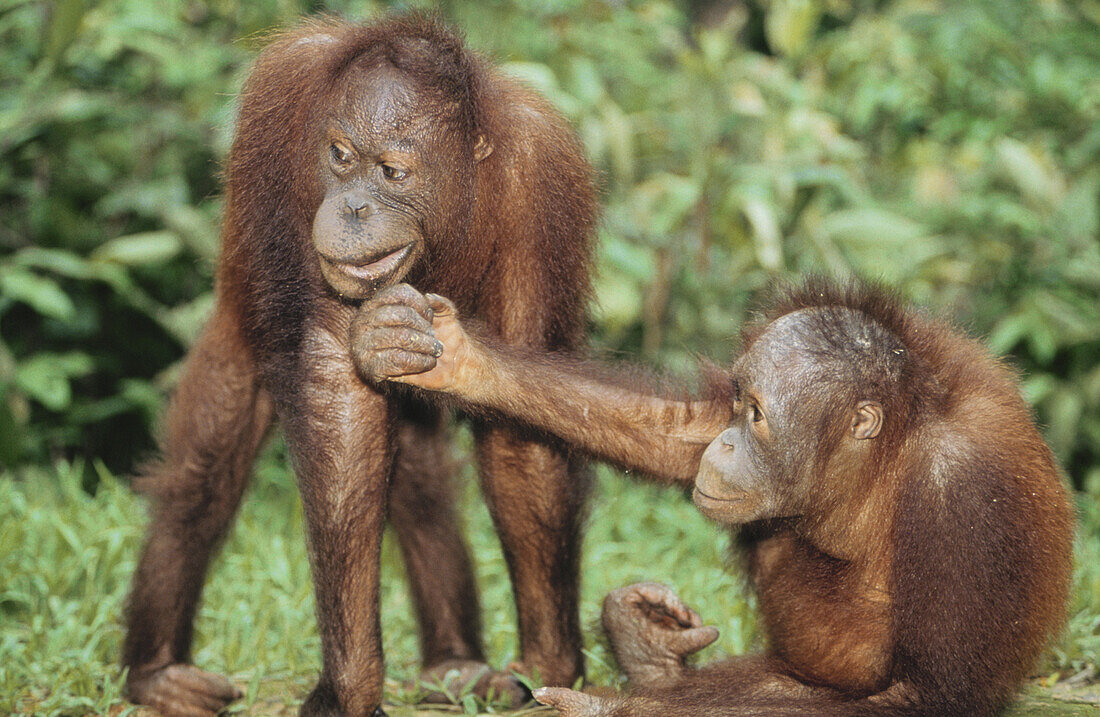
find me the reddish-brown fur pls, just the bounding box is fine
[124,15,596,717]
[350,280,1075,716]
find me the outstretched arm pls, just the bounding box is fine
[532,657,910,717]
[349,284,731,485]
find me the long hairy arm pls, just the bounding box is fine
[350,284,731,485]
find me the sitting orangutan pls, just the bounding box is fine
[348,282,1073,717]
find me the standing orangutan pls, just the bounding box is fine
[350,280,1075,716]
[123,15,596,717]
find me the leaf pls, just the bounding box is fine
[741,196,784,271]
[0,385,22,465]
[14,353,94,411]
[500,61,581,117]
[1043,386,1084,458]
[813,208,943,281]
[0,89,110,150]
[163,205,219,264]
[156,292,215,346]
[728,81,767,117]
[593,271,644,330]
[40,0,86,68]
[568,56,605,106]
[816,208,926,245]
[995,138,1062,208]
[11,248,95,281]
[599,233,656,280]
[0,270,75,321]
[1060,169,1100,243]
[631,173,701,238]
[1033,291,1100,343]
[1026,321,1059,365]
[91,231,183,266]
[765,0,822,58]
[987,312,1029,354]
[600,99,634,185]
[1020,373,1057,408]
[95,177,189,220]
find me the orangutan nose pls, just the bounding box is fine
[343,191,375,217]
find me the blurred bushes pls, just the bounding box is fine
[1,0,1097,486]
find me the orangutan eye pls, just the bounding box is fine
[330,142,355,169]
[750,403,765,423]
[380,162,409,182]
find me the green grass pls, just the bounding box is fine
[2,432,1098,715]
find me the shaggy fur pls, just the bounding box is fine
[124,14,596,716]
[351,279,1076,716]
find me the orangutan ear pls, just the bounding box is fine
[852,401,883,440]
[473,133,493,162]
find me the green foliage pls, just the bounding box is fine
[452,0,1100,484]
[0,0,389,471]
[0,0,1097,707]
[3,0,1096,483]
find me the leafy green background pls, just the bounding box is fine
[2,0,1098,713]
